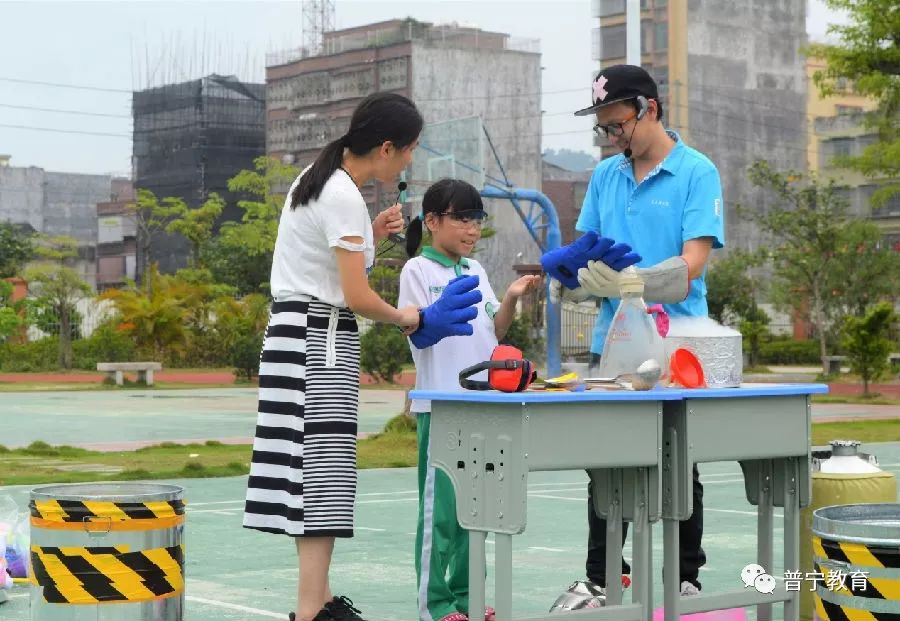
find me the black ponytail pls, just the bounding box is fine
[291,92,423,209]
[405,178,483,257]
[405,216,424,258]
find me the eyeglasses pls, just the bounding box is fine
[593,111,639,138]
[441,210,487,229]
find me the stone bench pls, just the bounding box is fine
[97,362,162,386]
[823,355,847,375]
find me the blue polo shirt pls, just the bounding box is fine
[576,131,725,355]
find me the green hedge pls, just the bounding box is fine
[0,324,135,372]
[757,339,821,365]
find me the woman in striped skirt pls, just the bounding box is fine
[244,92,423,621]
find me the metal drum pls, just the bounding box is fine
[29,483,185,620]
[664,319,743,388]
[800,443,897,621]
[811,503,900,621]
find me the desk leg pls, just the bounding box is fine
[494,533,513,621]
[663,516,679,621]
[783,458,800,621]
[470,530,487,621]
[606,469,624,606]
[631,468,652,621]
[756,461,774,621]
[663,428,680,621]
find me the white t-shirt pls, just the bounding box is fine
[270,168,375,307]
[398,249,501,413]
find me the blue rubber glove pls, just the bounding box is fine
[540,231,613,289]
[541,232,642,289]
[600,242,642,271]
[410,275,482,349]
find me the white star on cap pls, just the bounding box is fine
[593,75,609,103]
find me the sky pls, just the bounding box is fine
[0,0,847,176]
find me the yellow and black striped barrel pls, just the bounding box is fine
[812,504,900,621]
[28,483,185,620]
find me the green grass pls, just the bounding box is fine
[812,394,900,406]
[0,426,420,486]
[1,416,896,487]
[811,419,900,446]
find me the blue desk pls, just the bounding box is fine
[411,384,828,621]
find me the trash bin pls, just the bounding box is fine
[29,483,185,620]
[812,503,900,621]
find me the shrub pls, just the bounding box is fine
[757,338,821,365]
[231,332,264,382]
[72,322,136,369]
[360,324,411,383]
[384,413,417,433]
[0,337,59,372]
[500,313,541,363]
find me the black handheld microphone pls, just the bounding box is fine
[388,181,408,244]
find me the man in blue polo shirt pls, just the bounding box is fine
[549,64,725,610]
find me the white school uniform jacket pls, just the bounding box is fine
[398,247,501,413]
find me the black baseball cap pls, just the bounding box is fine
[574,64,659,117]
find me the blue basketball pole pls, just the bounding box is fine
[480,186,562,377]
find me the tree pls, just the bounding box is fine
[705,250,767,325]
[705,251,773,367]
[739,308,772,369]
[827,219,900,317]
[223,156,298,256]
[23,236,92,369]
[0,280,25,343]
[738,161,851,369]
[211,293,270,381]
[192,157,298,294]
[202,237,272,296]
[164,193,225,268]
[806,0,900,208]
[0,222,35,278]
[99,265,198,359]
[127,189,178,285]
[841,302,896,396]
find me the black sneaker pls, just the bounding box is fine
[326,595,366,621]
[289,610,333,621]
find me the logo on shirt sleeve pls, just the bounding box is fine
[714,198,722,217]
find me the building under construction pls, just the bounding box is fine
[266,19,542,291]
[132,74,266,275]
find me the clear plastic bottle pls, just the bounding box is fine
[595,267,668,383]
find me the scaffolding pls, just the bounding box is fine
[132,74,266,273]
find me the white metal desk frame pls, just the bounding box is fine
[412,384,828,621]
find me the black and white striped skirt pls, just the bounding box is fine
[243,297,360,538]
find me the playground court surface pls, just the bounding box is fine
[1,387,897,451]
[1,387,898,620]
